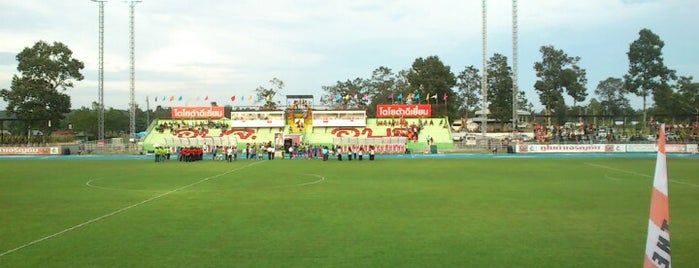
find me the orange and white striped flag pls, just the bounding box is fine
[644,123,671,268]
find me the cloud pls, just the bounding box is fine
[0,0,697,112]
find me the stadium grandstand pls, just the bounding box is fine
[140,95,466,155]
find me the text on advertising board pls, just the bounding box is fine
[376,104,431,118]
[171,106,225,119]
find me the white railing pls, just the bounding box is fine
[160,136,237,147]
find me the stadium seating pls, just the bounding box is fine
[142,119,281,151]
[142,117,454,153]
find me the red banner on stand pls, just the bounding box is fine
[376,104,431,118]
[171,107,225,119]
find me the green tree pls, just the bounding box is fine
[394,70,411,104]
[652,83,676,122]
[0,41,84,136]
[516,90,533,115]
[585,98,602,125]
[594,77,632,123]
[675,76,699,123]
[104,107,129,138]
[68,106,97,139]
[135,106,148,133]
[406,56,457,118]
[486,53,514,129]
[321,78,368,110]
[455,65,481,120]
[561,66,588,107]
[533,45,586,125]
[624,28,676,130]
[255,77,284,110]
[363,66,398,116]
[152,105,171,119]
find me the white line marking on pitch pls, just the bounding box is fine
[603,174,621,181]
[0,161,264,258]
[85,177,166,193]
[270,173,326,189]
[584,162,699,188]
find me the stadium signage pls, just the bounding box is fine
[517,143,698,154]
[313,118,365,127]
[376,104,431,118]
[231,119,285,127]
[171,106,225,119]
[0,146,60,155]
[517,144,608,153]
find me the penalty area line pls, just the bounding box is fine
[584,162,699,188]
[0,161,264,258]
[270,173,326,189]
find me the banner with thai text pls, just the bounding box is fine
[171,106,225,119]
[0,147,60,155]
[376,104,432,118]
[230,119,286,127]
[313,118,366,127]
[518,143,696,154]
[312,110,366,127]
[516,144,613,153]
[626,144,657,153]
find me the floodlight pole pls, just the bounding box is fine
[126,0,141,141]
[481,0,488,136]
[512,0,518,137]
[92,0,106,142]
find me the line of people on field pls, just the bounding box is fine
[330,145,375,161]
[155,142,378,163]
[154,146,171,162]
[177,146,204,162]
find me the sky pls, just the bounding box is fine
[0,0,697,112]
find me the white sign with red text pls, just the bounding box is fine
[171,106,225,119]
[516,144,620,153]
[0,147,60,155]
[518,143,697,154]
[625,144,657,153]
[312,118,366,127]
[376,104,432,118]
[230,119,285,127]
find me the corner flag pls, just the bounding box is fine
[644,123,670,268]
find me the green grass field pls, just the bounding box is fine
[1,156,698,267]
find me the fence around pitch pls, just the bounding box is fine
[332,137,407,153]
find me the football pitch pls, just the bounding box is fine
[1,155,698,267]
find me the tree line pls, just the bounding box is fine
[1,28,697,142]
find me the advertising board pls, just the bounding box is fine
[0,147,60,155]
[171,106,225,119]
[376,104,431,118]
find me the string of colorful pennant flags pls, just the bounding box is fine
[147,92,448,105]
[328,92,447,103]
[149,95,274,104]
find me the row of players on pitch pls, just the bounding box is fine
[211,143,377,161]
[153,143,377,162]
[153,146,204,162]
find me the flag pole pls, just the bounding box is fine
[444,95,448,118]
[644,123,671,268]
[146,96,150,127]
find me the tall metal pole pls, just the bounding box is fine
[127,1,141,140]
[512,0,518,137]
[92,0,106,142]
[145,96,150,128]
[481,0,488,136]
